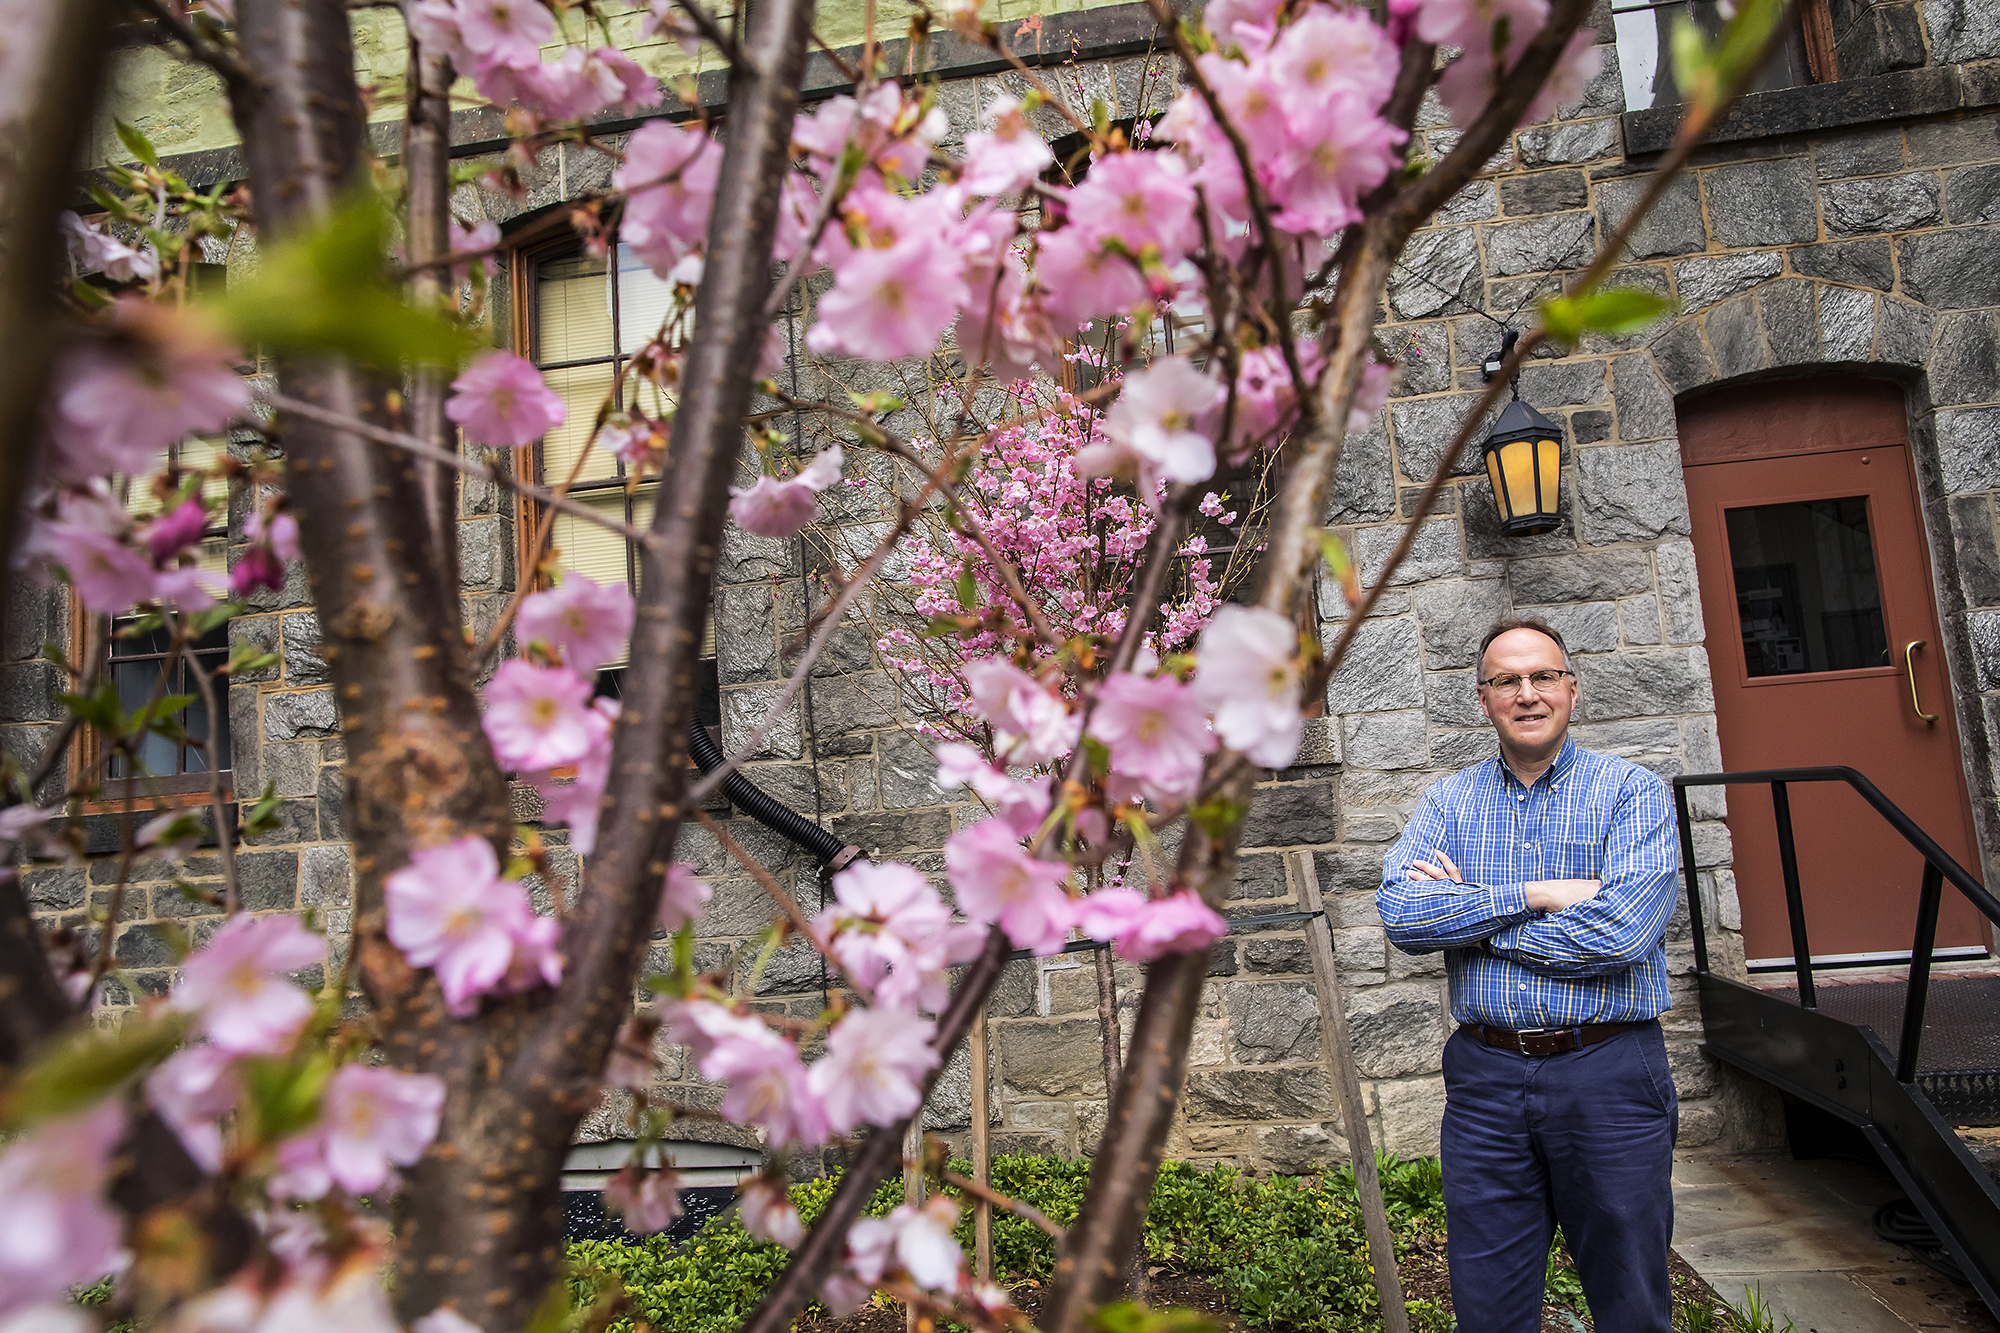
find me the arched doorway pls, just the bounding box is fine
[1679,377,1988,967]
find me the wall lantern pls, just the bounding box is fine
[1481,399,1565,536]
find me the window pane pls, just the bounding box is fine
[537,252,616,364]
[1726,497,1889,677]
[124,434,230,521]
[616,243,682,352]
[541,362,623,487]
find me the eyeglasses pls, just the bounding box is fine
[1477,668,1574,696]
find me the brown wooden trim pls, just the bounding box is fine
[1800,0,1840,85]
[1678,378,1906,467]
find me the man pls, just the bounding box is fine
[1376,618,1681,1333]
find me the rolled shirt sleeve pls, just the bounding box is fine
[1378,789,1535,953]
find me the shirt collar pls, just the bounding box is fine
[1494,735,1578,791]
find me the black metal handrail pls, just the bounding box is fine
[1672,766,2000,1085]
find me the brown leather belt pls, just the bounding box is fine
[1459,1020,1647,1057]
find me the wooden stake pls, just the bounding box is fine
[905,1115,925,1333]
[1290,850,1410,1333]
[970,998,994,1282]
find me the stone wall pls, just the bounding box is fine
[13,0,2000,1176]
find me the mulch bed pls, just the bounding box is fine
[801,1242,1721,1333]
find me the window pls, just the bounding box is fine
[520,239,717,720]
[88,436,235,794]
[1613,0,1818,111]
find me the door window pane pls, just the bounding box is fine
[1726,496,1888,677]
[107,620,232,778]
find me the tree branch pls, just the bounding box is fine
[401,8,461,594]
[124,0,257,91]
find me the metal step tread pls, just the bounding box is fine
[1765,976,2000,1124]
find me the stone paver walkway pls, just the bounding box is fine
[1672,1153,1998,1332]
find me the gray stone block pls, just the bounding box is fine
[1920,0,2000,61]
[1620,594,1665,645]
[1819,171,1940,236]
[1877,297,1936,368]
[1508,548,1654,603]
[1939,407,2000,493]
[1243,937,1313,974]
[226,614,280,685]
[1649,319,1715,395]
[1675,251,1782,309]
[1573,648,1713,721]
[301,844,352,908]
[1429,728,1496,769]
[1390,323,1453,398]
[1226,981,1322,1064]
[1516,359,1608,407]
[1501,169,1587,217]
[1788,238,1894,290]
[1597,172,1704,260]
[1462,483,1578,560]
[1708,293,1772,380]
[1703,159,1819,246]
[262,689,339,741]
[1815,284,1879,364]
[1414,579,1511,669]
[1906,116,2000,169]
[1341,709,1428,771]
[1329,417,1398,523]
[0,661,62,724]
[1434,179,1500,227]
[1759,280,1818,366]
[1391,393,1498,483]
[1483,212,1597,278]
[1576,441,1693,544]
[1184,1066,1337,1121]
[876,727,942,810]
[1518,601,1620,654]
[715,582,778,684]
[1900,227,2000,309]
[1238,780,1338,848]
[1930,311,2000,407]
[1946,164,2000,225]
[278,612,329,686]
[999,1018,1105,1097]
[1425,668,1486,728]
[1517,119,1618,168]
[720,681,803,761]
[1326,616,1425,715]
[1345,981,1452,1078]
[1948,496,2000,607]
[1611,353,1676,443]
[1355,517,1465,587]
[1813,127,1905,180]
[1973,611,2000,691]
[1388,226,1481,320]
[1572,409,1614,445]
[1232,851,1291,902]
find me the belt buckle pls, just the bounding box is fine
[1513,1026,1564,1057]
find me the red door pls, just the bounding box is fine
[1680,380,1988,966]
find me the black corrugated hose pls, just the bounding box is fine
[686,718,860,870]
[1872,1198,1967,1283]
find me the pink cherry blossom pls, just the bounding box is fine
[738,1175,805,1247]
[530,696,616,854]
[659,863,711,932]
[446,349,564,449]
[1199,0,1282,39]
[1094,356,1225,493]
[1111,889,1228,961]
[961,657,1079,765]
[146,1043,239,1172]
[1032,221,1152,332]
[518,46,659,120]
[1072,887,1148,941]
[806,233,969,361]
[672,1003,825,1148]
[933,741,1051,838]
[413,1309,487,1333]
[944,818,1073,955]
[170,912,325,1055]
[31,522,157,614]
[455,0,553,68]
[1191,604,1303,769]
[808,1004,939,1135]
[60,212,160,283]
[0,1103,126,1318]
[385,835,557,1015]
[605,1165,682,1234]
[273,1064,446,1199]
[47,334,247,484]
[144,499,207,564]
[815,861,981,1012]
[727,475,820,539]
[640,0,703,54]
[229,542,284,598]
[1086,671,1215,802]
[1266,7,1400,122]
[448,218,501,286]
[482,659,597,770]
[1350,356,1394,433]
[1267,112,1407,237]
[405,0,468,62]
[1065,151,1199,264]
[849,1197,963,1291]
[518,574,634,672]
[0,803,54,846]
[960,95,1053,196]
[617,121,722,277]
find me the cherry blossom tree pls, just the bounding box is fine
[0,0,1795,1331]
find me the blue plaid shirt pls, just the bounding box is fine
[1376,736,1680,1028]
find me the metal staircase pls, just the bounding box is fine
[1672,767,2000,1316]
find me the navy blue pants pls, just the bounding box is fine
[1439,1021,1679,1333]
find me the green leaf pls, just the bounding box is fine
[239,1049,334,1147]
[1316,530,1361,611]
[240,781,283,838]
[1094,1302,1219,1333]
[1188,798,1246,843]
[955,564,979,610]
[227,645,280,676]
[114,118,159,167]
[1538,288,1676,346]
[1,1013,190,1131]
[208,192,480,368]
[191,603,242,638]
[60,684,123,735]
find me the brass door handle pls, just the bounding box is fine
[1904,640,1938,724]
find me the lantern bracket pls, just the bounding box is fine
[1482,327,1520,393]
